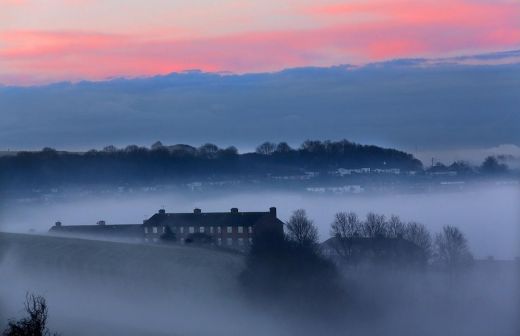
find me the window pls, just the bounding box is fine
[210,227,214,234]
[238,226,243,234]
[180,227,184,234]
[227,238,233,246]
[227,226,233,234]
[162,227,166,233]
[238,238,244,246]
[199,226,205,233]
[189,226,195,234]
[248,238,253,244]
[248,226,253,234]
[144,227,148,234]
[152,227,158,234]
[217,226,222,234]
[217,238,222,246]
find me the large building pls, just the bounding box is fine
[49,207,284,251]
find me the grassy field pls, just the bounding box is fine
[0,232,252,336]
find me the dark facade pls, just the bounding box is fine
[322,236,427,266]
[49,221,143,242]
[143,207,284,250]
[49,207,284,251]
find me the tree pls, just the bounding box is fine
[3,294,58,336]
[480,156,508,175]
[387,215,406,238]
[275,142,292,153]
[198,143,219,158]
[219,146,239,158]
[330,212,361,260]
[124,145,139,153]
[362,213,387,238]
[241,211,345,316]
[102,145,118,152]
[286,209,319,247]
[255,142,276,155]
[403,221,432,259]
[433,225,473,269]
[300,140,326,154]
[331,212,361,238]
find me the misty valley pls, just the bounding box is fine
[2,1,520,334]
[0,141,518,336]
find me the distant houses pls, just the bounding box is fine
[49,207,284,251]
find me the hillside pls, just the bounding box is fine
[0,233,251,336]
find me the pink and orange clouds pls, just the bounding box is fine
[1,0,519,85]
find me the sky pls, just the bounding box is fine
[1,0,520,85]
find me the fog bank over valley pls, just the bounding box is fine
[1,186,518,260]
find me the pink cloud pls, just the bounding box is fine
[1,0,519,85]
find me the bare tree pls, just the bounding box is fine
[275,142,292,153]
[387,215,406,238]
[330,212,361,260]
[3,293,58,336]
[286,209,319,247]
[403,221,433,259]
[331,212,361,238]
[433,225,473,269]
[362,213,387,238]
[255,142,276,155]
[198,143,219,158]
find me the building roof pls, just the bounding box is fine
[49,224,142,237]
[322,236,422,251]
[144,209,282,227]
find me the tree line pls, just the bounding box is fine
[240,208,473,318]
[0,140,422,188]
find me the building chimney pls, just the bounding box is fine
[231,208,239,213]
[55,221,62,227]
[158,209,166,214]
[269,207,277,216]
[194,208,202,214]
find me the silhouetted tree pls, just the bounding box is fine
[197,143,220,158]
[275,142,292,153]
[124,145,139,153]
[286,209,319,248]
[255,142,276,155]
[219,146,239,158]
[3,294,58,336]
[433,225,473,269]
[241,210,345,316]
[102,145,117,152]
[330,212,361,259]
[362,213,387,238]
[331,212,361,238]
[403,221,432,260]
[386,215,406,238]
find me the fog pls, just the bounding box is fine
[1,185,519,335]
[1,185,518,259]
[0,228,518,335]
